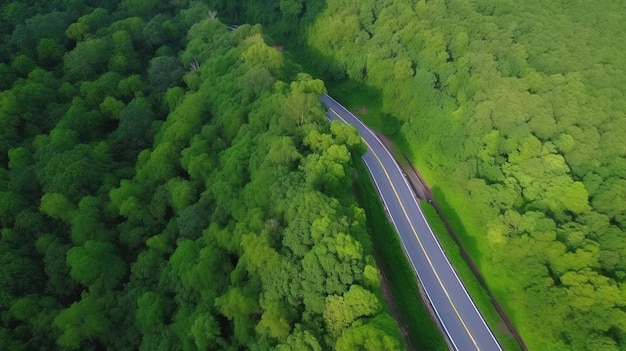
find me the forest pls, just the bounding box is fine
[4,0,626,350]
[211,0,626,350]
[0,1,405,350]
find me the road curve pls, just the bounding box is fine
[321,94,502,351]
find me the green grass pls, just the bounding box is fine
[355,160,448,351]
[430,185,485,263]
[419,201,522,351]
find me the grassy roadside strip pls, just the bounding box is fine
[355,160,448,351]
[419,202,522,351]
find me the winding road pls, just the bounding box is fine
[321,94,502,351]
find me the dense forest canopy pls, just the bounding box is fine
[0,1,404,350]
[4,0,626,349]
[217,0,626,349]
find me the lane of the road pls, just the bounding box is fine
[321,94,502,351]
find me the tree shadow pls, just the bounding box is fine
[431,185,482,264]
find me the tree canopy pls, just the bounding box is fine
[0,1,404,350]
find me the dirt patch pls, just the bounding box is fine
[354,106,367,115]
[498,321,514,337]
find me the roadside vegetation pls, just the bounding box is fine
[355,162,448,351]
[419,202,521,351]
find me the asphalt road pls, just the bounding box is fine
[321,94,502,351]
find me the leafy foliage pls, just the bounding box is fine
[0,2,403,350]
